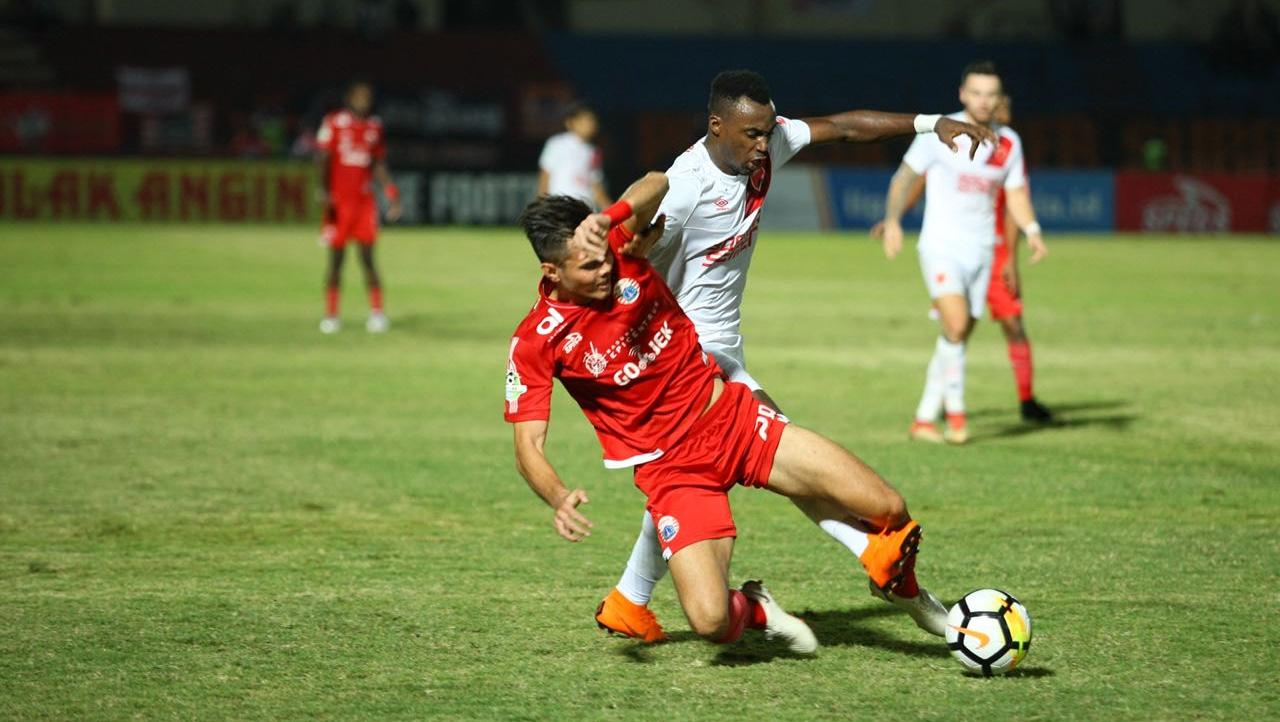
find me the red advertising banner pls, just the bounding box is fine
[0,93,121,153]
[1115,171,1273,233]
[0,158,316,223]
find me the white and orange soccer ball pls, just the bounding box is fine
[945,588,1032,676]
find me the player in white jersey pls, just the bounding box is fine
[593,69,997,644]
[879,61,1048,444]
[537,103,611,209]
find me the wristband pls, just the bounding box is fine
[914,114,942,134]
[602,200,633,228]
[1022,221,1041,236]
[384,183,400,202]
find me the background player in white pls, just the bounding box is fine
[879,61,1048,445]
[537,102,611,209]
[871,92,1055,424]
[593,70,997,643]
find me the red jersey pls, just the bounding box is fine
[994,187,1010,259]
[316,109,386,199]
[504,225,722,468]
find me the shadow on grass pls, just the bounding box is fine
[964,666,1056,679]
[964,399,1129,421]
[960,400,1139,443]
[709,605,948,667]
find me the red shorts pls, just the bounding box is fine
[986,244,1023,320]
[633,381,789,560]
[323,195,378,249]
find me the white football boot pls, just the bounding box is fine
[319,316,341,334]
[740,580,819,655]
[869,579,948,637]
[366,312,389,333]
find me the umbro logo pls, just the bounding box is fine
[714,197,730,209]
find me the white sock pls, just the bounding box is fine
[818,518,869,557]
[615,510,667,605]
[914,336,948,423]
[938,336,967,414]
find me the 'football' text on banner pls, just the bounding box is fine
[0,158,317,222]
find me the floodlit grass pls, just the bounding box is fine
[1,223,1277,720]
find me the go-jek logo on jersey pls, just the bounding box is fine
[657,515,680,543]
[613,277,641,305]
[613,321,674,386]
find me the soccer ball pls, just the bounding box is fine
[945,588,1032,676]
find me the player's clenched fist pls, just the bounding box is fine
[552,488,593,542]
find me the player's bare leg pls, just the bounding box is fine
[357,244,388,333]
[912,293,974,444]
[997,313,1052,423]
[767,424,947,635]
[320,246,346,334]
[667,537,817,653]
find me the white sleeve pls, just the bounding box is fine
[1003,134,1028,190]
[901,134,935,175]
[650,172,699,255]
[538,138,556,172]
[768,116,811,169]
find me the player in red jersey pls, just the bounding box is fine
[506,172,936,652]
[872,93,1052,422]
[315,81,402,334]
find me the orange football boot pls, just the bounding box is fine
[859,519,923,595]
[595,588,667,643]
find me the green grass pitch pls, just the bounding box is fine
[1,223,1277,720]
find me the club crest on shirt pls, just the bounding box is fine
[657,515,680,543]
[583,342,608,377]
[505,362,527,409]
[562,332,583,354]
[613,278,641,305]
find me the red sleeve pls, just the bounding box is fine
[504,333,553,422]
[373,126,387,161]
[606,223,635,255]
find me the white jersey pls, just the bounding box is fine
[649,116,811,343]
[538,132,603,206]
[903,111,1026,262]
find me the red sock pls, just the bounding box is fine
[748,597,768,629]
[325,287,339,316]
[715,590,751,644]
[369,287,383,313]
[1007,339,1034,402]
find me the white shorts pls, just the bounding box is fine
[918,249,993,319]
[701,335,762,392]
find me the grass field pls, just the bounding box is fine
[1,223,1278,721]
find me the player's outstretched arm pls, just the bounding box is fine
[880,163,922,259]
[1003,186,1047,264]
[805,112,997,160]
[513,420,593,542]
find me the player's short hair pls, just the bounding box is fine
[346,80,373,96]
[961,61,1001,86]
[562,101,595,121]
[518,195,592,264]
[708,70,772,115]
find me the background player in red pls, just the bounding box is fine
[315,81,402,334]
[872,93,1052,422]
[506,173,937,652]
